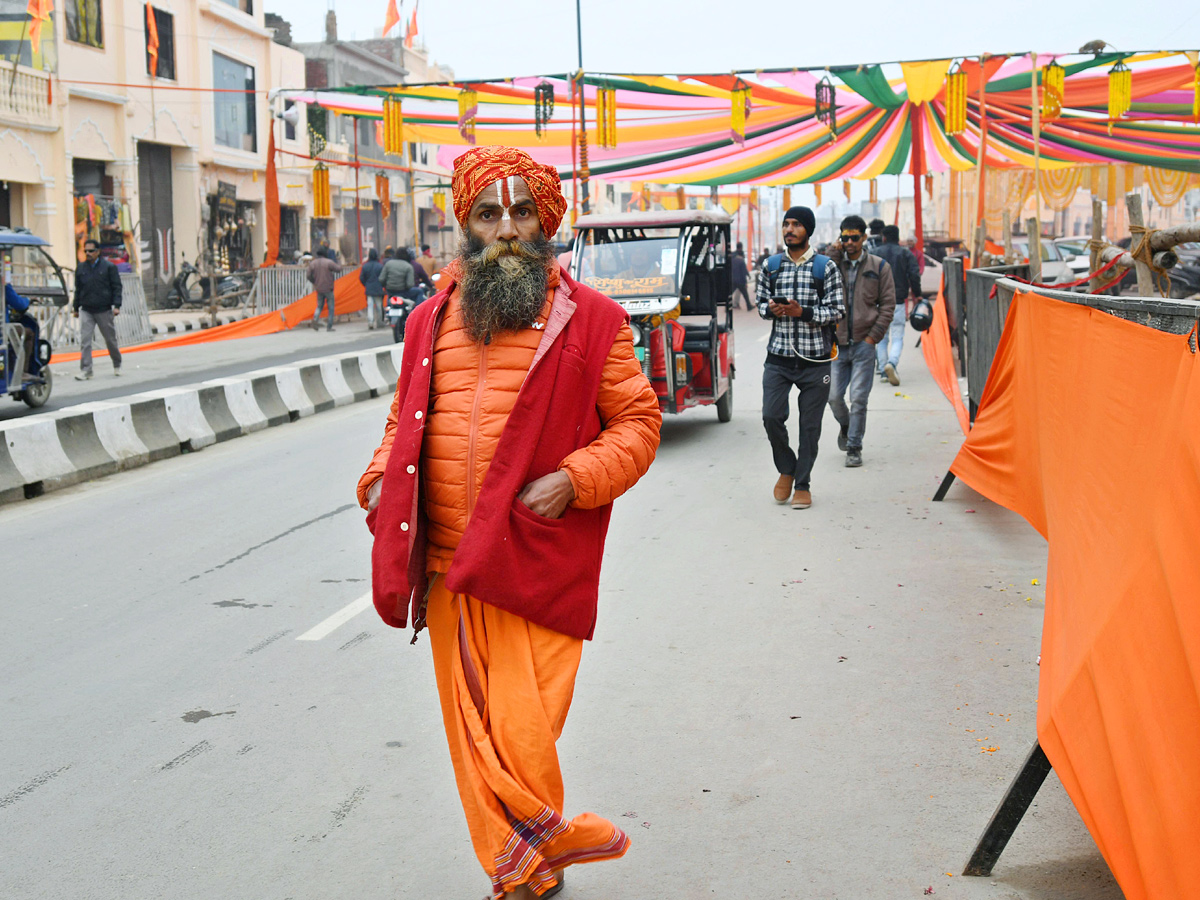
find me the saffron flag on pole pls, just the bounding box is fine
[146,2,160,77]
[382,0,400,37]
[25,0,53,57]
[403,0,418,49]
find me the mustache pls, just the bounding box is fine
[457,234,556,343]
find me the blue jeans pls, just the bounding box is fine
[829,340,877,451]
[876,310,906,372]
[314,290,335,329]
[366,293,383,326]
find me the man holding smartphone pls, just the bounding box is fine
[758,206,846,509]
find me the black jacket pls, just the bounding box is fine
[74,257,123,312]
[873,241,922,301]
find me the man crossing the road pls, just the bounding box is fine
[358,146,661,899]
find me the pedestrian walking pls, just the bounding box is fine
[731,248,752,310]
[866,218,885,251]
[827,215,895,467]
[73,239,123,380]
[359,145,661,900]
[359,248,385,329]
[872,224,922,385]
[757,206,846,509]
[380,244,417,301]
[416,243,437,279]
[307,248,341,331]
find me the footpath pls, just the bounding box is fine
[0,311,399,504]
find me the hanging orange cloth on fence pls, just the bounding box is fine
[950,290,1200,900]
[920,285,968,435]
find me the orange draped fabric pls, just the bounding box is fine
[50,272,366,364]
[920,287,969,435]
[951,291,1200,900]
[263,129,280,267]
[425,577,630,898]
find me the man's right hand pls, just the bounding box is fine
[367,479,382,511]
[768,299,803,318]
[72,309,78,318]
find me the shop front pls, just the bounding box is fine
[206,181,260,272]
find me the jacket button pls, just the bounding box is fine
[415,410,422,419]
[422,357,429,366]
[406,465,415,474]
[400,522,409,532]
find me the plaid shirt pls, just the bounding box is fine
[756,248,846,360]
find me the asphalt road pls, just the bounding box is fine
[0,310,1122,900]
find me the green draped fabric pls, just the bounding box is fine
[831,65,906,109]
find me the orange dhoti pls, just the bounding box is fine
[425,576,630,898]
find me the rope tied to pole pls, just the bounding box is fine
[1129,224,1172,297]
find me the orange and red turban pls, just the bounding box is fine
[451,146,567,237]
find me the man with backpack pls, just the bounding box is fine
[757,206,846,510]
[827,215,896,468]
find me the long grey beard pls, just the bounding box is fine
[458,234,555,343]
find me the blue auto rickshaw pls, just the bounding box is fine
[0,228,63,408]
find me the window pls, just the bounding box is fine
[65,0,104,48]
[216,0,252,13]
[283,100,297,141]
[213,53,257,152]
[144,7,175,80]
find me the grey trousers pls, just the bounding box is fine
[762,360,832,491]
[79,309,122,373]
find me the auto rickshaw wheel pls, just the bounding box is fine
[716,379,733,423]
[21,368,52,408]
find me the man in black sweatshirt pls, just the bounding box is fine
[73,239,123,379]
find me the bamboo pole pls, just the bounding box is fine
[1026,217,1042,283]
[1002,210,1012,263]
[1089,197,1105,293]
[972,53,991,266]
[1125,193,1154,297]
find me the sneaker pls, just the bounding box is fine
[773,473,794,504]
[837,425,848,452]
[846,449,863,467]
[113,367,122,377]
[884,362,899,386]
[791,488,812,509]
[75,371,93,381]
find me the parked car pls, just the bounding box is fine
[1010,238,1073,285]
[1053,237,1091,286]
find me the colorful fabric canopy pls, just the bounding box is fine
[281,52,1200,185]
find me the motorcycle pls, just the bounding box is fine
[385,286,429,343]
[164,256,210,309]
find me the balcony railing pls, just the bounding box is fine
[0,66,53,128]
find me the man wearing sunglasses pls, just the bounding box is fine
[827,215,895,467]
[73,239,123,380]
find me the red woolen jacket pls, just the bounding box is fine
[368,270,651,640]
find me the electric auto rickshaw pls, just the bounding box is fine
[571,210,735,421]
[0,229,63,408]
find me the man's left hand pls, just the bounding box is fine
[518,471,575,519]
[865,336,876,345]
[112,307,121,317]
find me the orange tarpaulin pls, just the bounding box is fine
[920,287,969,435]
[951,290,1200,900]
[50,271,366,364]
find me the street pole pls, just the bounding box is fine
[353,118,363,264]
[575,0,590,215]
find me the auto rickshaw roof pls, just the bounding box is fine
[574,209,733,229]
[0,228,49,248]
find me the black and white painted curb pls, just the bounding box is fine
[0,345,402,505]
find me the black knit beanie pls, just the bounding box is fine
[784,205,816,239]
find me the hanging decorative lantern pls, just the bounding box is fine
[1042,60,1065,121]
[730,79,752,145]
[944,65,968,135]
[595,86,617,149]
[383,95,404,155]
[782,187,791,210]
[814,182,822,206]
[457,88,478,144]
[815,76,837,137]
[312,163,331,218]
[869,179,879,204]
[1107,61,1132,120]
[432,190,447,227]
[534,81,555,138]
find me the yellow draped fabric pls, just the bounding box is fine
[1038,168,1082,211]
[719,197,741,216]
[901,60,953,104]
[1146,167,1192,206]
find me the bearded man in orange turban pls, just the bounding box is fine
[358,146,661,898]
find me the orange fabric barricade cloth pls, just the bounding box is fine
[951,290,1200,900]
[50,272,366,364]
[920,286,969,435]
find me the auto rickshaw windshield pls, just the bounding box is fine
[576,236,680,298]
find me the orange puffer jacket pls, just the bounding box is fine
[358,274,661,574]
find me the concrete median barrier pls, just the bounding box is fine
[0,343,399,507]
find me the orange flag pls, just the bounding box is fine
[262,128,280,267]
[403,0,418,49]
[382,0,400,37]
[146,2,160,77]
[25,0,53,57]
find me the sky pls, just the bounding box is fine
[268,0,1200,81]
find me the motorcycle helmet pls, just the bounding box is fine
[909,298,934,332]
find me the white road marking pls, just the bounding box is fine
[297,592,373,641]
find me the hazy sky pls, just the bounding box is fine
[268,0,1199,81]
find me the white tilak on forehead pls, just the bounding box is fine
[494,176,518,222]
